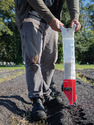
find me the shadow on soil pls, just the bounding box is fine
[0,95,93,125]
[0,95,31,117]
[0,95,65,124]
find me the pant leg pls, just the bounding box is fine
[41,25,58,95]
[20,18,50,100]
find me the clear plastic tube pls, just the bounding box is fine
[60,25,77,105]
[60,25,76,79]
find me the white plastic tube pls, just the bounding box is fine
[60,25,76,79]
[60,25,77,105]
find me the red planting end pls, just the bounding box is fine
[63,79,77,105]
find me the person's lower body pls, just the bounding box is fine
[20,16,62,120]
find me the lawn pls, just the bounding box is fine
[55,63,94,70]
[0,65,25,70]
[0,64,94,71]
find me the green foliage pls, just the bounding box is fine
[87,3,94,30]
[0,0,23,64]
[57,1,70,63]
[75,0,94,64]
[58,0,94,64]
[0,0,94,64]
[0,0,14,36]
[61,1,70,28]
[57,33,63,63]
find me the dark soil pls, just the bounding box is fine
[0,69,94,125]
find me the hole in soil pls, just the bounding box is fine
[80,112,87,120]
[78,108,87,120]
[76,121,84,124]
[46,112,64,125]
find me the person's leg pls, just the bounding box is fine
[41,25,62,106]
[20,18,49,100]
[41,25,58,95]
[20,18,48,120]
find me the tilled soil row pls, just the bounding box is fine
[0,69,24,78]
[76,69,94,83]
[49,70,94,125]
[0,69,94,125]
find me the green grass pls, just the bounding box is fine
[55,63,64,70]
[55,63,94,70]
[0,65,25,70]
[0,63,94,72]
[0,64,94,71]
[76,72,94,85]
[75,64,94,70]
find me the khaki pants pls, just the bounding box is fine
[20,15,58,100]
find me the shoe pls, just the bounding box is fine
[32,98,47,121]
[44,95,62,107]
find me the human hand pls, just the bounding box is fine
[70,19,81,32]
[49,18,64,32]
